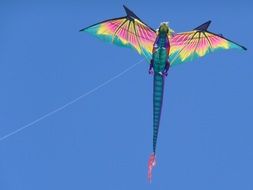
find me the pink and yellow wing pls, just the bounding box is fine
[80,6,157,62]
[169,21,246,66]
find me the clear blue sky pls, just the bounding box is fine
[0,0,252,189]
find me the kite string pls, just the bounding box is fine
[0,59,144,141]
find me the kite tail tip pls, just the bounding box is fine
[147,153,156,183]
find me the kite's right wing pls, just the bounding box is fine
[169,21,247,66]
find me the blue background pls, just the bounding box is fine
[0,0,252,189]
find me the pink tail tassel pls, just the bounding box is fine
[148,153,156,183]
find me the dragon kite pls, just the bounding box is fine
[80,5,246,182]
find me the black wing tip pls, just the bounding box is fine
[242,46,248,51]
[194,20,212,31]
[122,5,156,32]
[242,46,247,50]
[234,42,247,50]
[80,26,90,31]
[123,5,140,19]
[236,43,247,50]
[123,5,128,9]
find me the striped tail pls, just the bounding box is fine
[153,73,164,153]
[148,73,165,182]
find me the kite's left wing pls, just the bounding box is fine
[80,5,157,62]
[169,21,247,66]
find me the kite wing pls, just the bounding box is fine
[169,21,247,66]
[80,5,157,62]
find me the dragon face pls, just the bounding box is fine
[158,22,169,35]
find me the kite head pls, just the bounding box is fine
[158,22,169,35]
